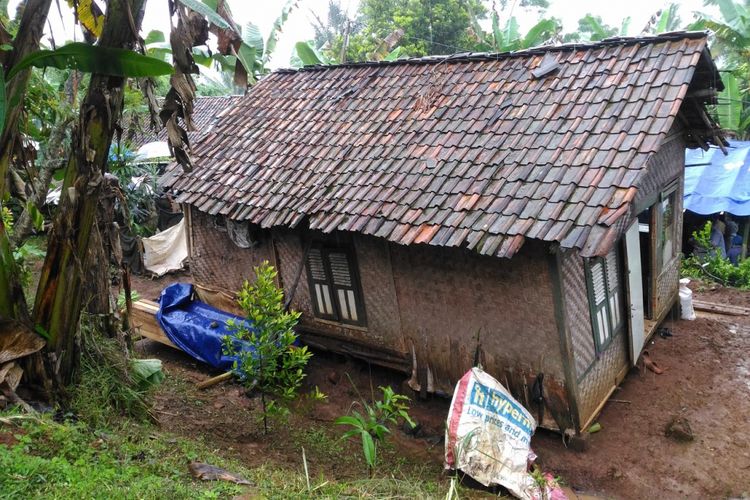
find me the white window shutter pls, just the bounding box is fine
[307,248,335,316]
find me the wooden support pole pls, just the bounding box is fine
[741,218,749,261]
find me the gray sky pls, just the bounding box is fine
[11,0,714,70]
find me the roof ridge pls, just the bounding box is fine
[276,31,709,73]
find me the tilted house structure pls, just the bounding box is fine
[165,32,725,434]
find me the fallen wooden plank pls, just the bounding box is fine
[196,372,233,390]
[131,299,178,349]
[692,300,750,316]
[135,324,178,349]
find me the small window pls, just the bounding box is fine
[306,243,366,327]
[657,188,677,268]
[586,247,623,353]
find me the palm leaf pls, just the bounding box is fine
[174,0,232,31]
[7,42,174,80]
[717,71,742,131]
[264,0,298,65]
[242,22,264,55]
[521,18,559,49]
[294,41,323,66]
[361,431,376,467]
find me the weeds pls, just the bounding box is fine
[69,327,155,428]
[335,385,416,472]
[0,412,246,499]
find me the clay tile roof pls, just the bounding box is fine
[129,95,244,148]
[166,32,725,258]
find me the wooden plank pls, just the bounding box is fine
[196,372,234,390]
[136,325,178,349]
[692,300,750,317]
[131,299,179,349]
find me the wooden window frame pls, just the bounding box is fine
[305,242,367,327]
[656,182,679,270]
[584,247,624,354]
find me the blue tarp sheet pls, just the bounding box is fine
[156,283,253,371]
[685,141,750,216]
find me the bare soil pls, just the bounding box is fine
[131,272,750,499]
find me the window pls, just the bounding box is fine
[657,188,677,269]
[585,247,623,352]
[306,244,366,327]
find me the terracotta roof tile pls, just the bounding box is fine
[167,32,724,258]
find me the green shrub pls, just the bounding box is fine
[681,221,750,289]
[222,261,312,432]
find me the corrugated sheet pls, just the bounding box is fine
[166,33,723,258]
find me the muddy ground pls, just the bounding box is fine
[131,272,750,499]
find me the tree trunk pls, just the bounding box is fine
[33,0,148,387]
[10,118,72,248]
[0,0,55,322]
[0,0,55,196]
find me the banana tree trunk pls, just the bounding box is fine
[33,0,147,386]
[0,0,55,322]
[0,0,55,196]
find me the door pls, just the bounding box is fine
[624,221,645,365]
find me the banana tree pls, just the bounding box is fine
[470,9,561,52]
[32,0,171,387]
[691,0,750,137]
[175,0,297,87]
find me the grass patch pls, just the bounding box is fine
[69,327,154,428]
[0,414,247,499]
[0,412,447,499]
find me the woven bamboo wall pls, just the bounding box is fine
[559,247,629,427]
[188,208,272,292]
[634,123,685,207]
[559,248,596,378]
[390,241,565,392]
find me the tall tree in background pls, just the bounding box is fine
[692,0,750,137]
[341,0,487,59]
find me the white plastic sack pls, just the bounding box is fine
[445,367,538,499]
[143,218,188,276]
[679,278,696,321]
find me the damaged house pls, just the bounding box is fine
[164,32,725,434]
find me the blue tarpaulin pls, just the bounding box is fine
[685,141,750,216]
[156,283,253,371]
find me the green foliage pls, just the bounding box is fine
[335,386,415,470]
[337,0,486,60]
[70,328,156,428]
[682,221,750,289]
[7,42,174,81]
[691,0,750,137]
[117,289,141,309]
[1,209,44,290]
[223,262,311,428]
[475,13,560,52]
[294,41,330,65]
[13,240,44,289]
[1,205,12,231]
[109,151,159,237]
[0,410,444,498]
[0,415,245,498]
